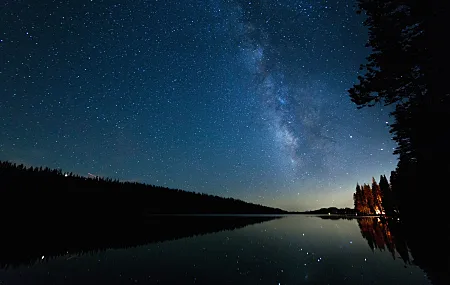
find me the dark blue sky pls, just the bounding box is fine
[0,0,397,211]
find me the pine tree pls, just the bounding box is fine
[354,183,363,214]
[362,184,374,215]
[371,177,383,214]
[348,0,431,163]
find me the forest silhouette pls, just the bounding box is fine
[347,2,449,284]
[0,160,285,215]
[348,0,448,218]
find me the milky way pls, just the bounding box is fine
[229,1,369,182]
[0,0,397,210]
[237,18,335,177]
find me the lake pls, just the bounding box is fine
[0,215,433,284]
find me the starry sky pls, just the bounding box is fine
[0,0,397,211]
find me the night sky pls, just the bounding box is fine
[0,0,397,211]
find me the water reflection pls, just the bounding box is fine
[357,218,410,264]
[0,215,280,269]
[0,215,434,285]
[318,215,449,285]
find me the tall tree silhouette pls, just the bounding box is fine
[371,177,383,214]
[353,176,394,216]
[353,183,364,213]
[348,0,449,216]
[378,174,396,216]
[363,184,375,214]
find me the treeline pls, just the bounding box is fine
[353,175,396,216]
[0,160,286,216]
[301,207,357,215]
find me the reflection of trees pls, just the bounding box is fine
[357,217,449,285]
[0,215,281,269]
[318,216,354,221]
[357,218,410,264]
[402,219,450,285]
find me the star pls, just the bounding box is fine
[0,0,398,212]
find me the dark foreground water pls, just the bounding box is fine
[0,215,434,284]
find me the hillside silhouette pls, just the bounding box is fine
[0,160,286,216]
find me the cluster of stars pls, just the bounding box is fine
[1,0,397,211]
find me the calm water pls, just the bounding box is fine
[0,215,431,285]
